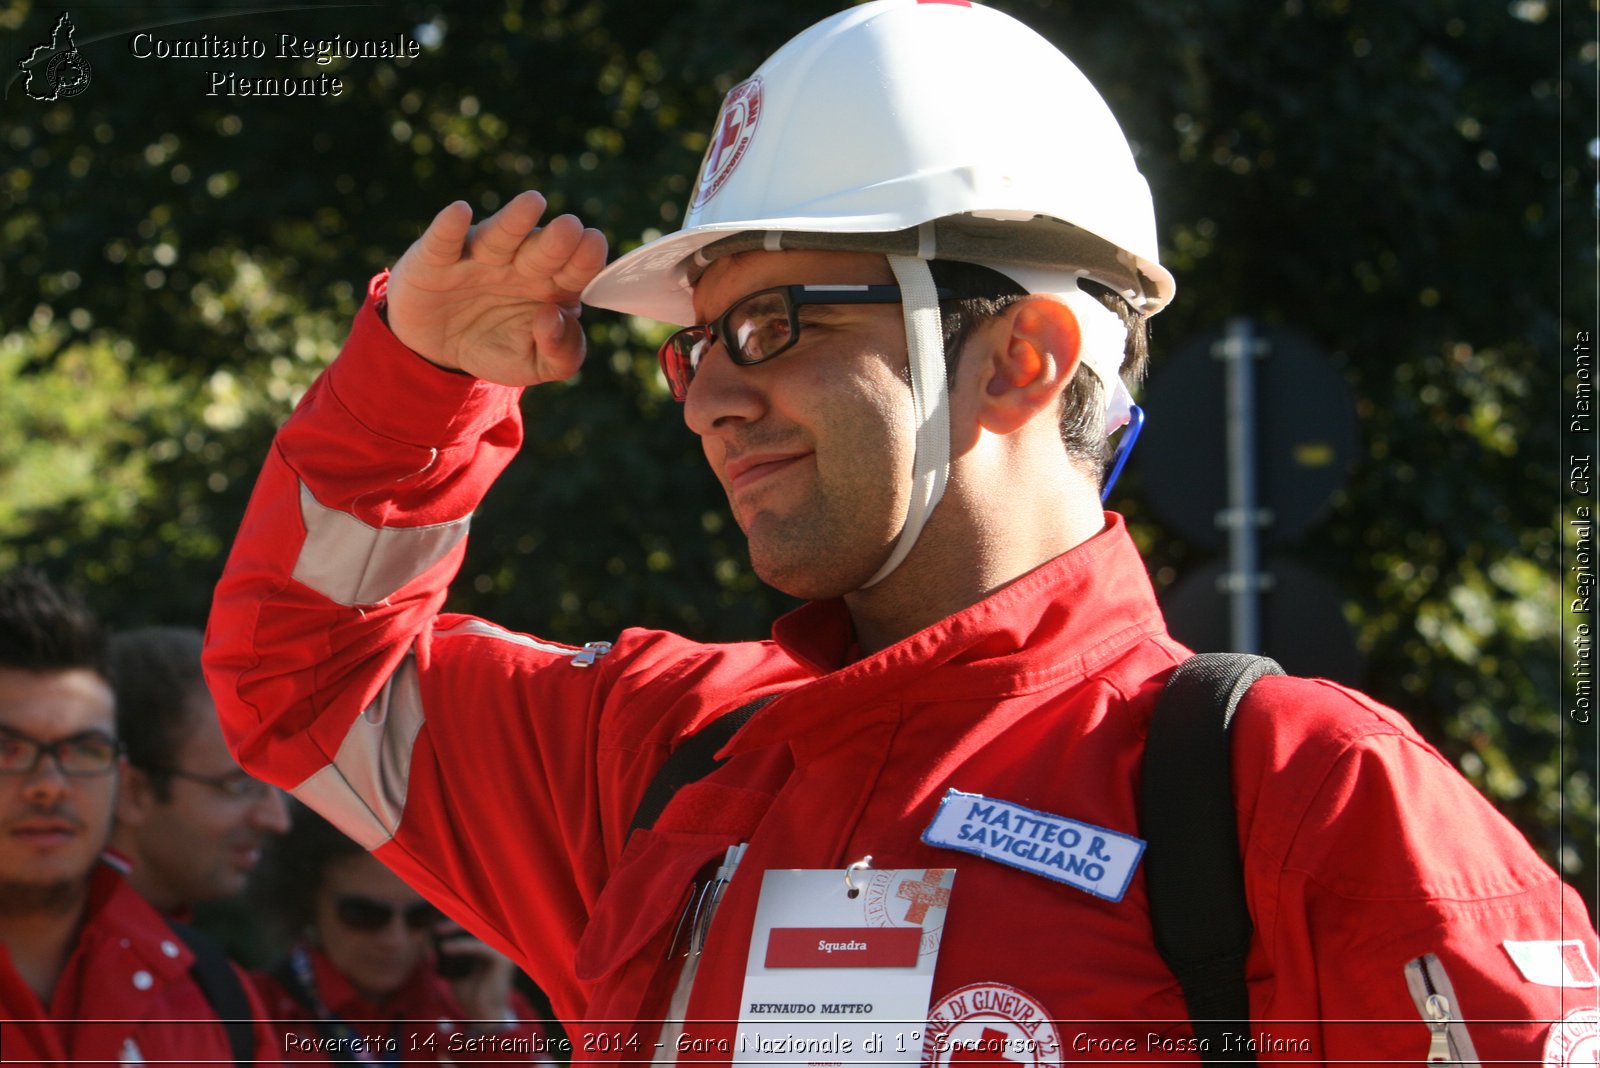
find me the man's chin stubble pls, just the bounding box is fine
[0,879,86,916]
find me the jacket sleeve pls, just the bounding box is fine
[204,274,636,1017]
[1234,676,1600,1065]
[206,273,526,789]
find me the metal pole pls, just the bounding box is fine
[1218,317,1261,652]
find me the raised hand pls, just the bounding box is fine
[385,191,609,386]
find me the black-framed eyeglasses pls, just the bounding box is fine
[149,766,276,801]
[332,894,440,933]
[657,283,953,402]
[0,726,121,777]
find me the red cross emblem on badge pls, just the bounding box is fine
[897,869,952,924]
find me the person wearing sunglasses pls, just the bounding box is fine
[108,626,292,920]
[0,569,277,1066]
[207,0,1597,1062]
[252,803,560,1064]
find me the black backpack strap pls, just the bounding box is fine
[629,694,779,836]
[167,921,255,1068]
[1140,652,1284,1063]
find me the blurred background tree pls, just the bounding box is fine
[1,0,1594,917]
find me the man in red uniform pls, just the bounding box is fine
[206,1,1599,1064]
[108,626,292,916]
[0,569,279,1064]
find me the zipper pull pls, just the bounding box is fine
[570,640,611,668]
[1423,993,1452,1064]
[1405,954,1481,1068]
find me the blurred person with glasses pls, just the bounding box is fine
[253,801,562,1064]
[0,569,277,1066]
[108,626,291,917]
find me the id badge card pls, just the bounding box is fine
[737,865,955,1065]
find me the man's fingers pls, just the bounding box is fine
[556,226,610,293]
[512,213,582,276]
[437,935,499,959]
[515,217,610,297]
[468,190,549,266]
[532,304,585,381]
[413,200,475,266]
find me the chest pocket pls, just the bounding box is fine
[572,824,729,1048]
[576,767,782,1026]
[574,728,787,1039]
[576,827,732,985]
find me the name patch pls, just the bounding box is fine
[1505,939,1600,988]
[921,789,1144,902]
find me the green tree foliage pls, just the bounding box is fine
[1,0,1593,910]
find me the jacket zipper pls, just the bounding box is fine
[1403,955,1482,1067]
[570,640,612,668]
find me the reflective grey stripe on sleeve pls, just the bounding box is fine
[434,617,580,657]
[292,481,471,607]
[292,654,425,850]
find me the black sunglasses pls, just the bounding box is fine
[657,283,953,402]
[333,894,439,933]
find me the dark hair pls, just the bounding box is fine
[107,626,207,798]
[0,568,107,678]
[929,260,1150,479]
[253,800,365,942]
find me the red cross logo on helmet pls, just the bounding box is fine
[692,77,763,209]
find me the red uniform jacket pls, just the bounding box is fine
[207,276,1600,1065]
[0,862,279,1065]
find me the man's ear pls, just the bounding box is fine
[976,297,1082,436]
[116,763,155,827]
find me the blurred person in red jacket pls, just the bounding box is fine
[0,568,277,1066]
[253,801,563,1064]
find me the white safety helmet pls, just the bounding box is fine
[583,0,1172,587]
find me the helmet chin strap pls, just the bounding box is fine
[861,253,950,589]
